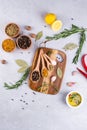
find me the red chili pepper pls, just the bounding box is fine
[77,67,87,78]
[81,54,87,72]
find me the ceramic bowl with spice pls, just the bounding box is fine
[2,39,16,52]
[66,91,83,108]
[5,23,20,38]
[16,35,32,50]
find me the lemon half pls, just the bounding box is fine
[51,20,62,31]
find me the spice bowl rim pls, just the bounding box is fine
[5,22,20,38]
[66,91,83,108]
[16,35,32,50]
[2,38,16,52]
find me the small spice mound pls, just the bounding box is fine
[42,68,48,77]
[5,23,19,37]
[17,35,31,49]
[2,39,16,52]
[32,71,40,81]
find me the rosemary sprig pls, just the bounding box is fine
[46,24,87,64]
[46,24,86,40]
[72,31,86,64]
[4,67,31,89]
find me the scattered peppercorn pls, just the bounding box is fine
[71,18,74,20]
[21,108,24,110]
[25,103,28,105]
[32,92,36,95]
[44,25,47,28]
[24,82,27,84]
[11,99,14,101]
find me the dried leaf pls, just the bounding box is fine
[63,43,78,51]
[57,67,62,78]
[18,66,28,73]
[35,31,43,41]
[15,59,28,67]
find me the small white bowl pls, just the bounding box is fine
[66,91,83,108]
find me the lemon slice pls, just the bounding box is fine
[44,13,57,25]
[51,20,62,31]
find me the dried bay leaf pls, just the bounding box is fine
[35,31,43,41]
[57,67,62,78]
[18,66,28,73]
[15,59,28,67]
[63,43,78,51]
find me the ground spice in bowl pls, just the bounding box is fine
[16,35,32,50]
[2,39,16,52]
[5,23,20,38]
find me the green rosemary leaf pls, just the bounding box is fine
[4,67,31,89]
[72,31,86,64]
[72,24,79,30]
[46,24,85,40]
[46,24,87,64]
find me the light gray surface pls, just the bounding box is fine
[0,0,87,130]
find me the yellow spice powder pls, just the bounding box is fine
[42,68,48,77]
[2,39,16,52]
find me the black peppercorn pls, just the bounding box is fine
[17,35,31,49]
[32,71,40,81]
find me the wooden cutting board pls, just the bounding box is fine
[29,47,66,95]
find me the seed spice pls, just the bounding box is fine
[5,23,19,37]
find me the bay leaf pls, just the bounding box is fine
[18,66,28,73]
[57,67,62,78]
[35,31,43,41]
[15,59,28,67]
[63,43,78,51]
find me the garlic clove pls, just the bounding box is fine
[51,60,57,65]
[51,76,57,82]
